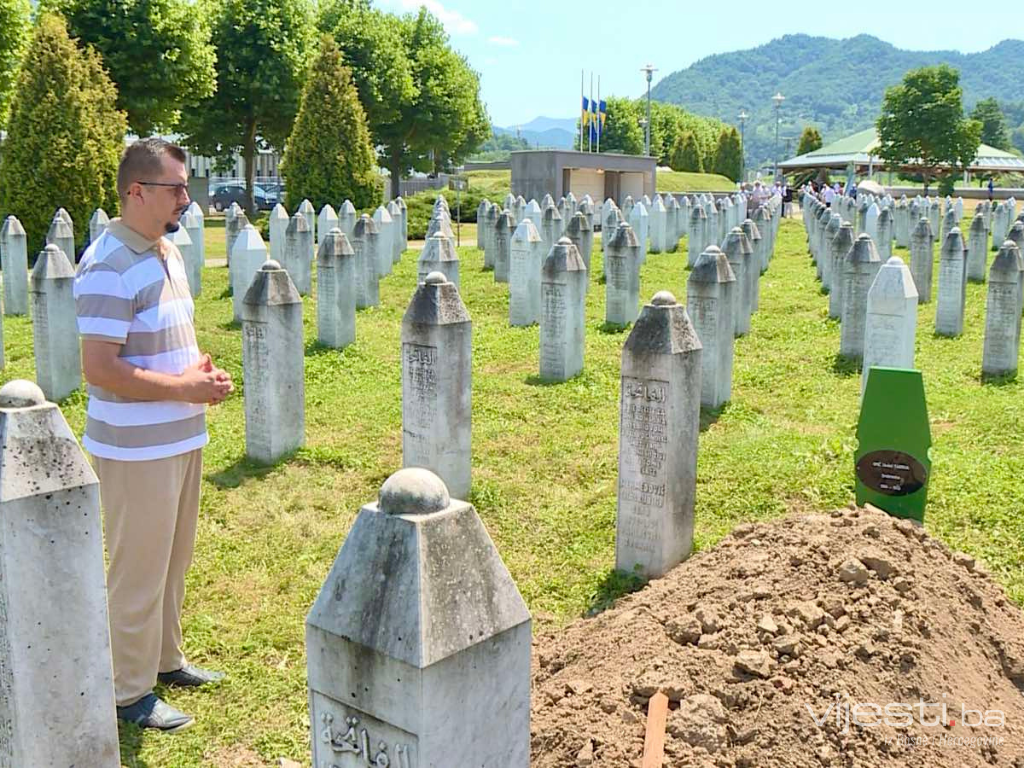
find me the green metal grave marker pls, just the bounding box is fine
[855,367,932,522]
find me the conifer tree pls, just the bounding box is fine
[713,127,743,182]
[671,131,704,173]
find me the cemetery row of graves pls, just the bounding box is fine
[0,184,1022,765]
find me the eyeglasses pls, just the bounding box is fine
[138,181,189,196]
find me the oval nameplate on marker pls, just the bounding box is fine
[855,450,928,496]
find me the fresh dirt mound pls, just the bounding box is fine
[531,505,1024,767]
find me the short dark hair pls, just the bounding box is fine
[117,138,188,199]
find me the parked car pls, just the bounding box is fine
[261,182,286,205]
[210,183,272,212]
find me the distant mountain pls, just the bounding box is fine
[651,34,1024,170]
[516,116,578,134]
[494,119,575,149]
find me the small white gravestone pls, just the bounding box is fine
[604,222,640,326]
[649,195,667,254]
[616,292,702,578]
[476,199,491,251]
[821,214,842,290]
[514,195,526,225]
[541,193,554,210]
[338,199,357,243]
[46,215,75,265]
[967,213,988,283]
[864,203,880,244]
[982,242,1023,378]
[168,218,198,298]
[876,207,894,262]
[491,210,513,284]
[862,256,918,394]
[269,204,289,263]
[928,199,940,241]
[509,219,544,327]
[665,194,681,252]
[564,211,594,279]
[427,210,455,241]
[89,208,109,244]
[839,234,882,361]
[30,245,80,400]
[909,217,934,304]
[396,196,409,253]
[480,204,497,270]
[704,198,719,247]
[283,212,313,296]
[754,206,773,273]
[1,216,28,315]
[388,200,403,263]
[401,274,472,499]
[226,208,248,291]
[317,229,357,349]
[181,210,203,296]
[539,237,587,381]
[373,205,395,278]
[352,214,380,309]
[940,208,957,244]
[815,207,832,276]
[522,199,542,228]
[186,200,205,266]
[298,198,316,245]
[828,222,856,320]
[230,223,267,322]
[0,379,120,766]
[242,260,304,463]
[935,228,968,337]
[417,232,460,288]
[722,227,751,335]
[741,218,762,313]
[318,204,339,248]
[540,204,563,257]
[629,201,649,265]
[687,205,707,268]
[306,468,531,768]
[621,196,634,226]
[687,246,736,408]
[602,200,620,261]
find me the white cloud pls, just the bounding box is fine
[488,36,520,47]
[382,0,478,35]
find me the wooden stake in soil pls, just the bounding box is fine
[642,691,669,767]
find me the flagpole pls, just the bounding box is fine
[579,69,584,152]
[589,72,594,153]
[596,75,601,154]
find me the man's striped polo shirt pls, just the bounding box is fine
[74,218,208,461]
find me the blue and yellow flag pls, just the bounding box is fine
[581,97,590,127]
[589,99,598,144]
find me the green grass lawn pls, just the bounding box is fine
[656,169,736,192]
[2,215,1022,766]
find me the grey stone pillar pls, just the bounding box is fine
[616,292,701,578]
[46,215,75,264]
[754,205,772,273]
[936,228,967,338]
[629,201,649,265]
[741,218,762,312]
[306,468,531,768]
[967,213,989,283]
[509,219,543,327]
[242,260,304,463]
[338,199,357,243]
[89,208,109,244]
[352,214,380,309]
[565,211,593,279]
[168,218,198,297]
[723,227,751,335]
[388,200,403,263]
[396,196,408,253]
[862,256,918,394]
[317,229,357,349]
[839,234,882,361]
[910,217,934,304]
[1,216,28,315]
[983,242,1023,378]
[0,379,120,767]
[940,208,957,244]
[493,210,513,284]
[665,194,681,251]
[373,205,395,277]
[481,203,499,270]
[828,222,855,320]
[539,237,587,381]
[687,205,706,269]
[821,214,842,290]
[649,195,667,254]
[876,208,893,262]
[181,210,203,297]
[317,204,338,248]
[604,222,640,326]
[476,199,490,250]
[30,245,80,400]
[283,212,313,296]
[417,232,460,288]
[687,246,736,409]
[225,202,243,278]
[541,204,563,258]
[186,200,205,267]
[230,222,266,322]
[401,274,472,499]
[298,198,316,244]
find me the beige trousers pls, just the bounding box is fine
[94,449,203,707]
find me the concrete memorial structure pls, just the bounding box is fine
[604,222,641,326]
[242,260,305,463]
[982,242,1023,378]
[687,246,736,408]
[353,214,381,309]
[30,244,80,400]
[230,224,268,322]
[0,379,121,767]
[839,234,882,362]
[909,217,934,304]
[935,228,967,338]
[539,238,586,381]
[862,256,918,394]
[509,219,544,327]
[305,467,531,768]
[615,292,702,578]
[0,216,28,315]
[967,213,988,283]
[401,273,472,499]
[417,232,460,288]
[317,229,357,349]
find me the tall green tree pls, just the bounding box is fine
[179,0,314,214]
[796,126,823,155]
[876,65,981,193]
[0,13,126,254]
[970,97,1011,151]
[281,35,378,211]
[713,127,743,181]
[42,0,216,135]
[0,0,30,128]
[580,96,643,155]
[670,131,703,172]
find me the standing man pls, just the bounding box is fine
[74,138,234,732]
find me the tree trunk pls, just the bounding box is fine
[243,118,258,217]
[389,152,402,202]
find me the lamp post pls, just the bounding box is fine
[772,92,785,181]
[738,110,748,184]
[640,63,657,157]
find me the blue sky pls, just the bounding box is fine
[377,0,1010,127]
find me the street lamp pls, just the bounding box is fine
[640,63,657,157]
[772,92,785,181]
[738,110,748,184]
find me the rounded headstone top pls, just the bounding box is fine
[652,290,677,306]
[557,236,572,246]
[0,379,46,408]
[885,256,905,266]
[425,271,447,285]
[262,259,282,270]
[379,468,451,516]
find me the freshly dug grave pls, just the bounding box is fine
[531,505,1024,767]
